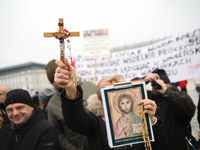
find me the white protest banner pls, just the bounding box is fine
[74,28,200,83]
[82,29,110,59]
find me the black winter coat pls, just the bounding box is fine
[0,105,60,150]
[61,85,168,150]
[147,87,196,150]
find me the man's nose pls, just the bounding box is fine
[12,109,19,115]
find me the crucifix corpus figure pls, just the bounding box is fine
[44,18,79,85]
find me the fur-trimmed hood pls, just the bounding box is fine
[86,94,105,121]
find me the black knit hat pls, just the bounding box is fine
[152,68,170,83]
[0,102,5,112]
[5,89,34,108]
[45,59,57,84]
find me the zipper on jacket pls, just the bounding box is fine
[15,134,18,141]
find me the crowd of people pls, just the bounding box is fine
[0,58,199,150]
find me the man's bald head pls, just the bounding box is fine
[0,85,10,103]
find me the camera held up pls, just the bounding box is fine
[152,81,162,89]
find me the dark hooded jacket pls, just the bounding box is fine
[147,86,196,150]
[61,85,168,150]
[0,105,60,150]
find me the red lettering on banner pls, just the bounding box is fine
[188,61,200,74]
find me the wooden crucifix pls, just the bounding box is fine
[44,18,79,62]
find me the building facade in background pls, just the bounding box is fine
[0,62,52,96]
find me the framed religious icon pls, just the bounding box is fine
[101,79,154,148]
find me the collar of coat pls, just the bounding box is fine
[86,94,105,121]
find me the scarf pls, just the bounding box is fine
[86,94,105,121]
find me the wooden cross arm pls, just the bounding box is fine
[44,32,79,37]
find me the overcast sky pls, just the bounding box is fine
[0,0,200,68]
